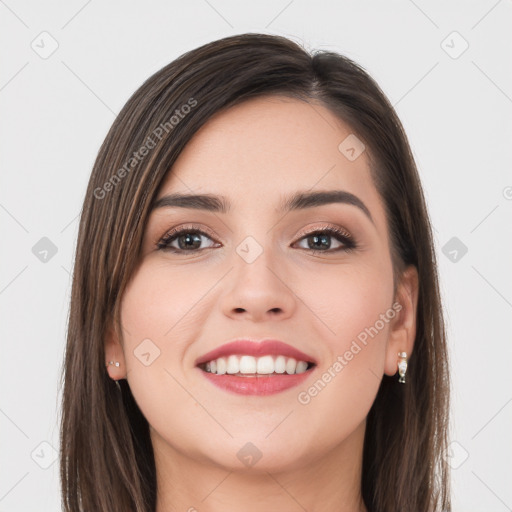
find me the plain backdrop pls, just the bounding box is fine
[1,1,511,510]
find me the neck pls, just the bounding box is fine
[153,419,368,512]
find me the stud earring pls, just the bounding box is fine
[397,352,408,383]
[106,361,120,367]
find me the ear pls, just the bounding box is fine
[384,265,419,377]
[104,321,127,381]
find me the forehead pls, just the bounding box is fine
[157,95,384,223]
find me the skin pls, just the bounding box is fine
[105,95,419,512]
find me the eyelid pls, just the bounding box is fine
[297,223,353,240]
[156,222,352,244]
[156,223,219,245]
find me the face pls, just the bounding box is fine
[106,95,417,474]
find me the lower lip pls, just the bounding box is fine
[199,369,314,396]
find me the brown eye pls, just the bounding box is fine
[294,226,356,253]
[157,226,220,253]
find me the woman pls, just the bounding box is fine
[60,33,451,511]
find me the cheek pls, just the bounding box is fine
[118,263,211,444]
[118,262,210,396]
[121,261,211,347]
[292,260,394,436]
[297,259,394,350]
[298,263,392,378]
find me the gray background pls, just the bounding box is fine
[1,1,511,510]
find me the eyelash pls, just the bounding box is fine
[156,223,357,256]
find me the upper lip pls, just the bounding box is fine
[195,339,317,367]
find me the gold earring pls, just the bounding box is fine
[397,352,408,383]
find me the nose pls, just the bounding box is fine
[219,243,297,323]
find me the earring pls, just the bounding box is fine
[105,361,122,391]
[397,352,408,383]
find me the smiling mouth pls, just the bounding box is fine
[197,354,316,376]
[197,353,318,396]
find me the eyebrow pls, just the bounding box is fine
[151,189,374,224]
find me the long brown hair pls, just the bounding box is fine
[60,33,450,511]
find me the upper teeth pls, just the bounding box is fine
[203,355,310,375]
